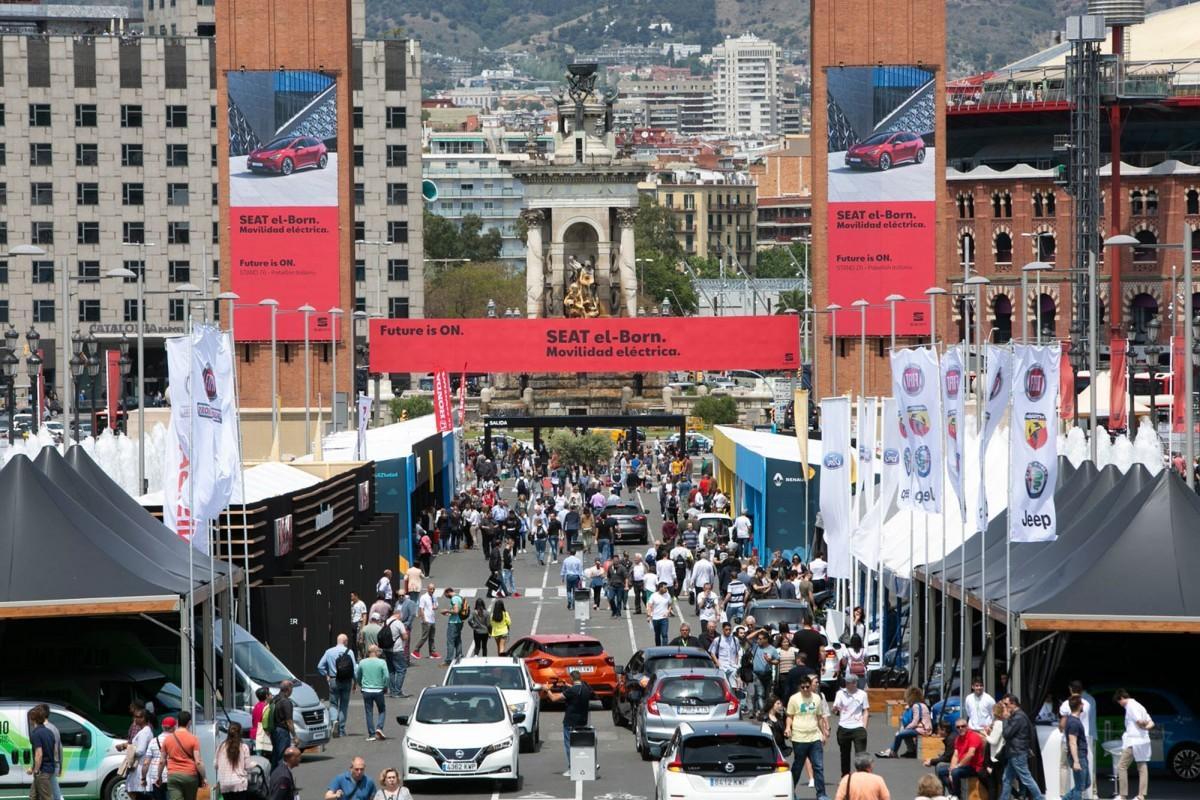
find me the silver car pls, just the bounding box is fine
[633,668,738,760]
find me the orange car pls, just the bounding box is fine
[505,634,618,706]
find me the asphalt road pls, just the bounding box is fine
[291,472,1191,800]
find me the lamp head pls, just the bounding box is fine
[924,287,948,296]
[851,299,869,308]
[25,352,42,379]
[7,244,48,257]
[259,298,279,307]
[885,294,905,302]
[217,291,240,301]
[1103,234,1140,248]
[105,267,137,280]
[298,304,315,313]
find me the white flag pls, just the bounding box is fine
[977,344,1012,532]
[852,397,884,569]
[356,393,372,460]
[879,396,904,508]
[819,396,853,580]
[940,346,967,518]
[890,346,943,513]
[1009,344,1060,542]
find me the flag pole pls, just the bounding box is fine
[1006,342,1015,681]
[923,286,947,696]
[966,276,990,679]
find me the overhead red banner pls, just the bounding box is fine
[1059,340,1074,420]
[106,350,122,430]
[1172,335,1186,433]
[433,370,453,432]
[368,316,799,374]
[1109,336,1127,431]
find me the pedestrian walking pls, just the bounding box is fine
[358,613,383,657]
[122,707,156,800]
[1062,696,1090,800]
[785,673,829,800]
[372,767,411,800]
[441,587,466,664]
[268,747,301,800]
[215,723,251,800]
[377,611,408,699]
[709,621,741,688]
[417,529,433,578]
[606,555,628,617]
[157,712,206,800]
[323,757,377,800]
[832,675,870,777]
[646,582,675,646]
[561,549,584,610]
[1115,688,1153,800]
[376,571,394,602]
[27,706,58,800]
[490,600,512,654]
[356,645,390,741]
[999,695,1044,800]
[350,592,367,643]
[267,682,299,769]
[317,634,357,738]
[547,671,596,778]
[748,630,779,719]
[468,598,491,656]
[586,559,606,609]
[411,583,439,660]
[963,677,996,734]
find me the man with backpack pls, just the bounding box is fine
[377,610,409,699]
[440,587,468,664]
[317,634,357,738]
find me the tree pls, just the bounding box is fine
[692,395,738,426]
[424,209,502,262]
[424,261,525,318]
[754,242,809,279]
[389,396,433,420]
[546,430,613,470]
[775,289,808,315]
[633,196,698,313]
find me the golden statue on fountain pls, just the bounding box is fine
[563,255,603,318]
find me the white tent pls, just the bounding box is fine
[301,413,440,463]
[138,460,322,506]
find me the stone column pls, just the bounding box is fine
[615,208,639,317]
[521,209,546,318]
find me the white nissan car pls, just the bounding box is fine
[399,685,522,790]
[443,657,542,752]
[654,721,793,800]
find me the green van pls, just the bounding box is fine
[0,701,126,800]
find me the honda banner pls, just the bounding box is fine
[1009,344,1060,543]
[940,346,967,519]
[818,396,853,580]
[889,346,943,513]
[355,393,372,460]
[1172,335,1187,434]
[977,344,1011,533]
[457,372,467,429]
[1059,341,1075,421]
[368,316,799,374]
[105,350,122,431]
[1109,336,1127,431]
[163,326,241,551]
[433,370,453,432]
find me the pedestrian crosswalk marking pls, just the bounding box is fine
[458,587,567,599]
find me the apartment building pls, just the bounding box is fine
[712,34,782,136]
[618,77,714,137]
[653,169,758,271]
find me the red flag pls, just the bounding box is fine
[105,350,122,431]
[1059,340,1074,420]
[36,359,46,424]
[1109,336,1127,431]
[456,372,467,428]
[1172,335,1187,434]
[433,370,453,432]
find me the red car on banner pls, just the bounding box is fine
[247,136,329,176]
[844,131,926,171]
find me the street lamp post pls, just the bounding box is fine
[25,327,42,435]
[5,245,70,441]
[328,307,344,433]
[826,304,841,395]
[259,299,279,446]
[298,305,315,451]
[0,334,16,445]
[69,352,86,442]
[86,346,100,422]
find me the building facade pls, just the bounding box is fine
[712,34,782,137]
[653,169,758,271]
[617,77,714,137]
[0,3,423,403]
[750,136,813,247]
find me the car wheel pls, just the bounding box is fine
[318,153,329,169]
[600,696,613,710]
[916,148,926,164]
[878,153,891,171]
[612,699,626,728]
[1170,743,1200,780]
[281,158,294,175]
[103,772,129,800]
[500,775,522,792]
[637,720,652,762]
[520,730,532,753]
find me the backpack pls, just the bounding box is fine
[847,650,867,676]
[377,620,397,651]
[261,697,275,732]
[334,648,355,682]
[458,599,470,620]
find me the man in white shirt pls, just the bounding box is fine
[655,555,677,596]
[1116,688,1153,800]
[695,582,721,626]
[733,511,752,557]
[691,554,716,594]
[411,583,439,660]
[1058,680,1096,800]
[630,554,647,614]
[349,592,367,641]
[832,674,870,777]
[645,582,675,646]
[712,490,728,512]
[707,621,741,688]
[964,678,996,733]
[376,570,394,601]
[809,554,828,593]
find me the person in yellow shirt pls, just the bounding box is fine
[488,600,512,654]
[785,674,830,799]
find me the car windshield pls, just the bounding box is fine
[680,734,776,773]
[446,667,525,691]
[541,641,604,658]
[647,656,714,676]
[606,504,640,516]
[860,133,893,146]
[659,677,727,704]
[748,605,805,630]
[260,137,295,151]
[234,640,295,685]
[415,690,506,724]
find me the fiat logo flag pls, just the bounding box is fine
[1009,344,1060,542]
[890,345,943,514]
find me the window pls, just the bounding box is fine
[1133,229,1157,263]
[959,232,975,266]
[994,232,1013,264]
[122,260,144,283]
[387,145,407,167]
[0,183,5,205]
[167,221,190,244]
[123,299,141,322]
[31,182,53,205]
[991,191,1012,218]
[121,104,143,127]
[122,222,145,245]
[0,300,7,324]
[165,105,188,128]
[354,296,366,313]
[354,183,365,205]
[76,143,98,166]
[211,106,217,128]
[167,183,189,206]
[0,144,5,166]
[354,220,366,240]
[168,298,185,322]
[0,103,4,126]
[30,143,53,166]
[33,300,55,323]
[0,261,6,282]
[212,221,219,244]
[75,104,97,127]
[386,106,407,129]
[77,222,100,245]
[29,103,51,126]
[1131,189,1144,215]
[387,259,409,282]
[122,143,144,167]
[122,183,144,206]
[388,297,410,318]
[32,261,54,283]
[78,299,101,322]
[31,222,54,245]
[957,193,975,219]
[353,144,364,168]
[76,182,98,205]
[1146,189,1159,215]
[1187,188,1200,216]
[0,221,6,246]
[167,144,189,167]
[387,221,408,243]
[211,145,217,167]
[387,183,407,205]
[353,106,363,128]
[354,260,366,281]
[78,260,100,283]
[168,261,190,283]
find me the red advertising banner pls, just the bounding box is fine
[225,70,340,342]
[456,372,467,428]
[369,316,799,374]
[1059,340,1074,420]
[433,370,453,432]
[1109,336,1127,430]
[36,360,45,424]
[1172,335,1186,433]
[105,350,122,430]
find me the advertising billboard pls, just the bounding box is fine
[826,65,936,335]
[368,316,799,374]
[227,70,340,341]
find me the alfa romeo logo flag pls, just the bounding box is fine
[977,344,1011,533]
[855,396,877,509]
[940,346,967,519]
[889,346,943,514]
[818,396,853,580]
[1009,344,1060,542]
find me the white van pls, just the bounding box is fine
[0,701,125,800]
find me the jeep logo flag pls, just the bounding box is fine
[1009,344,1060,543]
[889,346,943,514]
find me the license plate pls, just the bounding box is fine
[573,666,595,673]
[443,761,476,773]
[847,157,861,163]
[249,161,261,167]
[709,777,749,787]
[312,731,327,741]
[676,705,712,715]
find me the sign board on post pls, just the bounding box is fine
[105,350,122,430]
[433,370,453,432]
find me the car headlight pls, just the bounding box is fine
[508,702,527,713]
[405,738,437,756]
[482,737,514,756]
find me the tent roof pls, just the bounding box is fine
[715,425,821,463]
[300,413,441,463]
[138,460,322,506]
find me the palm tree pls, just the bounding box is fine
[775,289,807,314]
